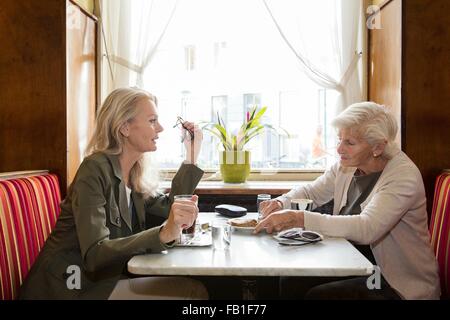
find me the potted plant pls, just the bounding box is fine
[203,106,288,183]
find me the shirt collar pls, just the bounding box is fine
[105,153,123,181]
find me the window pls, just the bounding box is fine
[184,45,196,71]
[102,0,364,175]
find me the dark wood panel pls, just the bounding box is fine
[0,0,67,188]
[369,0,450,216]
[402,0,450,213]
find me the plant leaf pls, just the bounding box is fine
[203,127,232,150]
[243,126,264,145]
[263,124,291,138]
[253,106,267,122]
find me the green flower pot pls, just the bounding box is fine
[219,151,251,183]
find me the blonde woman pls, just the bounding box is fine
[256,102,440,300]
[20,87,208,299]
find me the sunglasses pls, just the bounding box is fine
[278,229,322,243]
[173,116,194,142]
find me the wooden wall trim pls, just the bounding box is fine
[377,0,396,10]
[368,0,402,145]
[69,0,98,21]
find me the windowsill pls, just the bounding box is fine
[161,169,324,181]
[160,180,310,195]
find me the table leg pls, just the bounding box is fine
[241,279,258,300]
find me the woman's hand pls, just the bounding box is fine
[258,199,283,219]
[182,121,203,165]
[253,210,304,234]
[159,195,199,243]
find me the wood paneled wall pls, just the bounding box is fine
[401,0,450,213]
[369,0,450,215]
[0,0,68,187]
[0,0,97,195]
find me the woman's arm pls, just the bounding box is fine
[144,163,204,226]
[277,162,338,209]
[304,167,424,244]
[71,160,169,273]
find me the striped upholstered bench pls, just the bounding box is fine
[430,170,450,299]
[0,172,61,300]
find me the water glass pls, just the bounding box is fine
[174,194,196,243]
[212,220,231,251]
[257,194,271,220]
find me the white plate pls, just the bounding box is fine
[227,218,257,231]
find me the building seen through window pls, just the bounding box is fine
[103,0,364,172]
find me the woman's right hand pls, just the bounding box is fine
[159,195,199,244]
[182,121,203,165]
[258,199,283,219]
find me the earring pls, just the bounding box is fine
[373,153,378,158]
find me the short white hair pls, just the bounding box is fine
[331,102,399,159]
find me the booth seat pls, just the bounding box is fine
[0,172,61,300]
[429,170,450,299]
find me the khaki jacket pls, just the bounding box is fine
[19,153,203,299]
[278,151,441,299]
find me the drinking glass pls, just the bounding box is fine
[212,220,231,251]
[257,194,271,220]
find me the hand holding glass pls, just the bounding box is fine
[174,195,197,243]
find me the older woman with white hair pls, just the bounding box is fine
[256,102,441,300]
[20,87,208,300]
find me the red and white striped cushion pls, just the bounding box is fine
[0,174,61,300]
[430,171,450,299]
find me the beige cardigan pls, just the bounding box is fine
[278,151,441,299]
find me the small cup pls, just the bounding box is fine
[291,199,313,211]
[174,194,196,243]
[212,220,231,251]
[257,194,271,220]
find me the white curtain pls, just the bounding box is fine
[262,0,363,113]
[100,0,179,97]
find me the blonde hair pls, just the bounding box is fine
[331,102,399,159]
[86,87,160,197]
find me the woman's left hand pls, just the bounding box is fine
[253,210,304,234]
[182,121,203,164]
